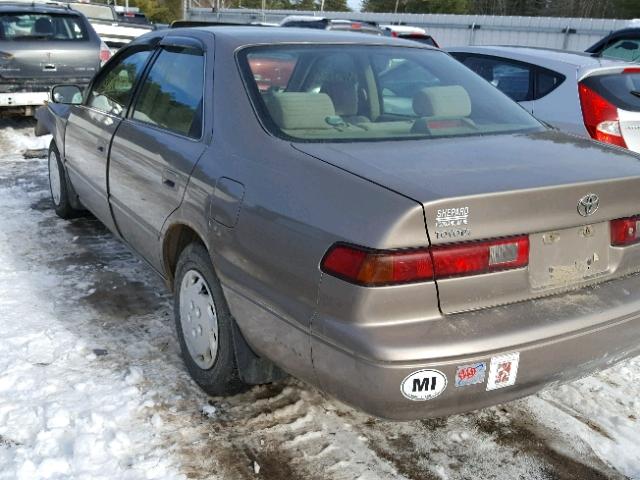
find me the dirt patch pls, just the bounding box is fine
[474,410,613,480]
[367,430,440,480]
[0,435,19,448]
[30,197,52,212]
[81,274,163,319]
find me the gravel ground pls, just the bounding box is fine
[0,119,638,480]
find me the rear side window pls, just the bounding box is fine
[581,72,640,112]
[459,55,533,101]
[456,54,564,102]
[536,69,564,98]
[0,13,88,41]
[599,39,640,63]
[132,48,204,138]
[88,49,151,116]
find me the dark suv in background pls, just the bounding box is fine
[0,1,106,116]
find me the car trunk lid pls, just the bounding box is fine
[295,130,640,313]
[0,42,99,82]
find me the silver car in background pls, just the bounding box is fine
[0,1,107,116]
[448,46,640,153]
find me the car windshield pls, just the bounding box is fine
[239,45,543,142]
[599,38,640,62]
[0,13,88,41]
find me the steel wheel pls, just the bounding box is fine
[179,269,219,369]
[48,149,61,206]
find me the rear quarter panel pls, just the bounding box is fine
[35,102,71,155]
[169,39,429,383]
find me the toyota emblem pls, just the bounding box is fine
[577,193,599,217]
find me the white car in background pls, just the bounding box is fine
[448,46,640,153]
[382,24,439,47]
[68,2,153,48]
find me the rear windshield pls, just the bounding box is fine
[117,13,150,25]
[0,13,88,41]
[70,3,115,21]
[400,34,437,47]
[239,45,543,142]
[582,73,640,112]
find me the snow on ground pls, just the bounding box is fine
[0,119,638,480]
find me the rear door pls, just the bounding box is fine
[108,35,208,270]
[64,45,152,231]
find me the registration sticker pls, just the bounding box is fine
[455,362,486,387]
[486,352,520,391]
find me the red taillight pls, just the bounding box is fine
[432,236,529,279]
[321,235,529,286]
[578,83,627,148]
[610,216,640,246]
[99,41,112,65]
[321,244,433,286]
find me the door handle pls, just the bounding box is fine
[162,169,177,189]
[97,145,105,153]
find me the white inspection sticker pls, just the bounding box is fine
[400,369,447,401]
[486,352,520,391]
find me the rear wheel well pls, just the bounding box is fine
[163,224,207,289]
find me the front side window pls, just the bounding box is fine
[132,48,204,138]
[88,49,151,116]
[0,13,88,41]
[239,45,542,142]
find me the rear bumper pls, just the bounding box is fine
[0,91,49,107]
[311,273,640,420]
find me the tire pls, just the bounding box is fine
[174,242,248,396]
[48,142,76,219]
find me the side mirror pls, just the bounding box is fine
[51,85,83,105]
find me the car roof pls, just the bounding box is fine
[446,45,633,76]
[165,26,433,49]
[0,1,80,14]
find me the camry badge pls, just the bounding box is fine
[577,193,599,217]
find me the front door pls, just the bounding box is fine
[64,47,152,231]
[108,39,207,270]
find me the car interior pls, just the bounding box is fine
[245,46,539,141]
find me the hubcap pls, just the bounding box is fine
[48,151,61,206]
[179,269,219,369]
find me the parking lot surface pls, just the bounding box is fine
[0,119,638,480]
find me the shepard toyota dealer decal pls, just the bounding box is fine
[435,206,471,240]
[401,369,447,401]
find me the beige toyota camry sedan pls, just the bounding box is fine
[38,26,640,420]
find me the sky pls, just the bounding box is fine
[348,0,361,11]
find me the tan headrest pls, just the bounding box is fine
[264,92,335,130]
[321,80,358,117]
[412,86,471,118]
